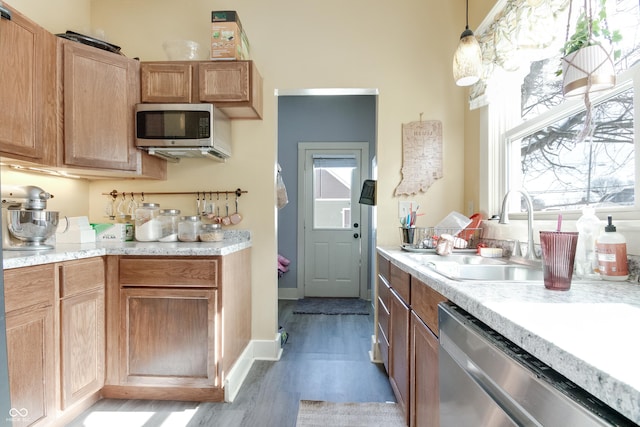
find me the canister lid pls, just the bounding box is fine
[181,216,200,221]
[201,223,221,230]
[160,209,181,215]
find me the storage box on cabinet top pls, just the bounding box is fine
[210,11,250,60]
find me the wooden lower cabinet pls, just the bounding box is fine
[4,259,106,427]
[6,305,55,427]
[410,312,439,427]
[60,289,105,409]
[120,287,218,388]
[5,264,56,427]
[389,288,410,425]
[58,257,106,415]
[104,250,251,402]
[376,250,447,426]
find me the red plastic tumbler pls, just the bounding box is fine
[539,231,579,291]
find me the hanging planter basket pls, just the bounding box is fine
[561,44,615,98]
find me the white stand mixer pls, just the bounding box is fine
[1,185,61,251]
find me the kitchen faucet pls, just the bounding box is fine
[499,189,538,262]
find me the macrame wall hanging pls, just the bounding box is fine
[394,116,443,196]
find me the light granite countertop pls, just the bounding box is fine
[3,231,251,270]
[378,246,640,425]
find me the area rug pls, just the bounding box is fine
[292,298,369,315]
[296,400,404,427]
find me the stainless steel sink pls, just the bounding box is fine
[406,253,507,266]
[403,252,544,282]
[425,263,544,282]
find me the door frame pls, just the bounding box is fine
[296,142,370,299]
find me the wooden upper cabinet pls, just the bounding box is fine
[140,62,195,103]
[140,60,263,119]
[198,61,263,119]
[0,5,56,165]
[59,40,139,171]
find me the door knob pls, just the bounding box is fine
[353,233,359,238]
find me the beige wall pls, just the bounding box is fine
[4,0,476,343]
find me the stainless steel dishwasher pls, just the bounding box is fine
[438,303,637,427]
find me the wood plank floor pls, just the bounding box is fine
[66,299,395,427]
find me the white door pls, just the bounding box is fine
[299,144,366,297]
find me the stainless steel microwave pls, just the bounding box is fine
[135,103,231,162]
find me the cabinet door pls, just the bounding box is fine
[61,41,138,170]
[0,5,56,164]
[6,306,55,427]
[198,61,263,119]
[389,289,410,424]
[410,312,439,427]
[120,287,218,387]
[4,264,56,427]
[60,258,105,410]
[140,62,195,103]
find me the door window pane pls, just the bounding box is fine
[312,157,355,229]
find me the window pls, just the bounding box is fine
[312,156,355,229]
[483,0,640,217]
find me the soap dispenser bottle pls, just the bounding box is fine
[596,215,629,281]
[575,206,601,279]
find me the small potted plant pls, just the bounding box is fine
[559,0,621,97]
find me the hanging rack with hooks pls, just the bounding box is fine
[103,188,247,200]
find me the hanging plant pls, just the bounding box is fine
[558,0,621,98]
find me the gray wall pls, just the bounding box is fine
[277,95,377,293]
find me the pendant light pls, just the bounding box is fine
[453,0,482,87]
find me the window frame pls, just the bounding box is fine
[489,63,640,221]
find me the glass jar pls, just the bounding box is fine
[158,209,181,242]
[199,223,224,242]
[134,203,161,241]
[178,216,201,242]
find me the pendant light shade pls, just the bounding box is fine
[453,0,482,87]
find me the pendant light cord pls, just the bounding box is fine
[465,0,470,30]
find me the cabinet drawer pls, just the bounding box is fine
[119,257,219,287]
[60,257,105,298]
[377,252,390,283]
[4,264,55,313]
[377,297,390,343]
[390,263,410,304]
[378,322,389,373]
[411,276,447,336]
[377,274,391,311]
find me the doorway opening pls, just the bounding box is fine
[276,90,378,301]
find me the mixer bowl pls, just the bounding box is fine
[7,210,60,243]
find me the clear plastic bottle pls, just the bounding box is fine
[575,206,601,279]
[158,209,181,242]
[596,215,629,281]
[178,216,201,242]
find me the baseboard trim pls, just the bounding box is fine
[369,334,383,364]
[224,335,283,402]
[278,287,299,300]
